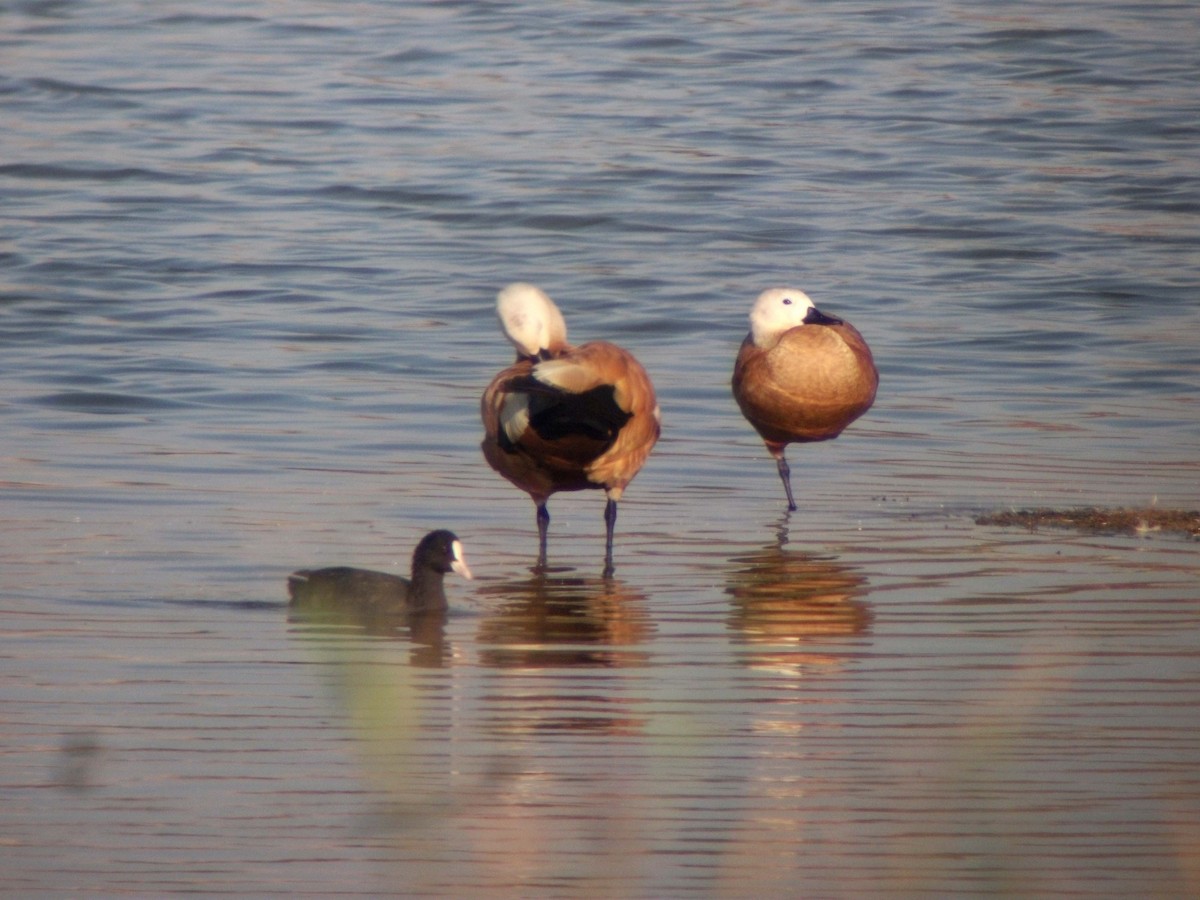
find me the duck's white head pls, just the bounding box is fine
[748,287,841,347]
[496,283,568,358]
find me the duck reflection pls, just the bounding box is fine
[287,600,451,668]
[725,543,872,675]
[476,574,653,670]
[476,575,652,738]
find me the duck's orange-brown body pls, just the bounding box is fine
[732,320,877,448]
[482,341,659,505]
[731,288,877,510]
[481,284,660,573]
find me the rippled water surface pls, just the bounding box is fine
[2,1,1198,896]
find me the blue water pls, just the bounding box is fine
[2,1,1198,895]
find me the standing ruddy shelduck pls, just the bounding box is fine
[481,283,660,575]
[732,287,878,511]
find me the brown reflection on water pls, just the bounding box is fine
[474,575,653,739]
[725,537,872,675]
[475,574,653,669]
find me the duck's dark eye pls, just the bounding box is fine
[782,298,792,305]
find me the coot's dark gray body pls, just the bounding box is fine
[287,529,472,614]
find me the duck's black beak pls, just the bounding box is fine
[804,307,844,327]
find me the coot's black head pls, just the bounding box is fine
[413,530,473,580]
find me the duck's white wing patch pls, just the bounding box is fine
[499,392,531,445]
[532,358,601,394]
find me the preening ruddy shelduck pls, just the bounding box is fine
[481,283,660,575]
[732,287,878,511]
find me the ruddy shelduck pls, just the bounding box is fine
[481,283,660,575]
[732,288,878,511]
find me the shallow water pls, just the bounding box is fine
[2,1,1199,896]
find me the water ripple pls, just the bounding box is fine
[1,0,1198,895]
